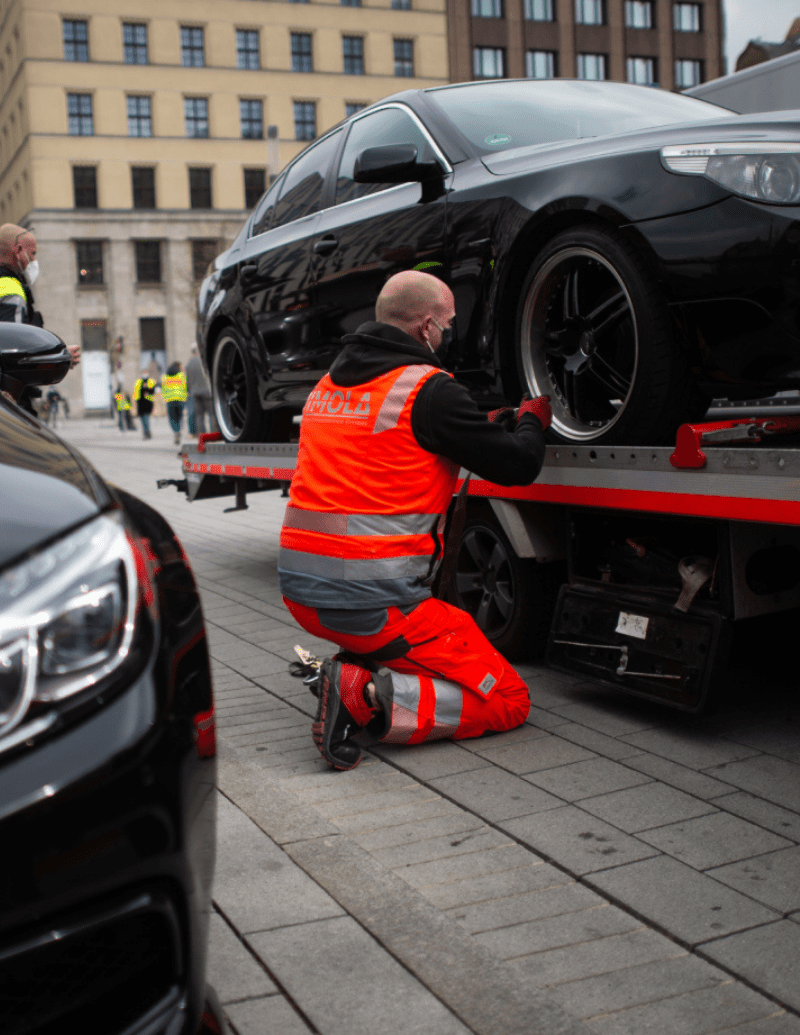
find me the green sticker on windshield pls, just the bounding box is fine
[485,134,511,146]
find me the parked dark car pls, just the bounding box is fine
[198,78,800,445]
[0,324,224,1035]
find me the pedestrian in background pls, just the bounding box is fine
[162,361,187,445]
[114,385,133,432]
[185,345,217,436]
[45,388,64,428]
[134,370,156,439]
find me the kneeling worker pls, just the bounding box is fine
[279,270,551,770]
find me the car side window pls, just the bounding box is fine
[250,174,284,238]
[271,129,342,229]
[335,107,436,206]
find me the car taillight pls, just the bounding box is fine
[193,707,216,758]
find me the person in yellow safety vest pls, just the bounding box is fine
[162,361,188,445]
[133,371,157,440]
[114,388,135,432]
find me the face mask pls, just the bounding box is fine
[432,317,454,352]
[23,259,39,287]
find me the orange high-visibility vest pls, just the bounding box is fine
[279,363,456,610]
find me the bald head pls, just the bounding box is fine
[376,270,455,351]
[0,223,35,271]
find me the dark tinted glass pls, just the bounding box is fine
[428,80,731,155]
[132,167,156,208]
[244,168,266,209]
[272,129,342,228]
[135,240,161,282]
[250,174,283,236]
[73,166,97,208]
[76,240,103,284]
[336,107,434,205]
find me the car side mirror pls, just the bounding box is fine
[0,323,72,402]
[353,144,444,184]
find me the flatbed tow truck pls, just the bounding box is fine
[161,403,800,715]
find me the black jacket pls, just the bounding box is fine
[330,322,546,486]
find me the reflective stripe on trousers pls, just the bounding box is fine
[382,672,464,745]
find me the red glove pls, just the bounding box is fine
[518,394,551,430]
[487,406,515,424]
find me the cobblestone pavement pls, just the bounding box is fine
[60,416,800,1035]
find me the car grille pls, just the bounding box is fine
[0,888,184,1035]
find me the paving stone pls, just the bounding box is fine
[213,795,344,933]
[313,786,443,819]
[447,882,604,935]
[206,913,277,1003]
[620,727,763,771]
[459,722,550,756]
[585,979,785,1035]
[500,805,660,875]
[321,796,459,835]
[585,855,779,947]
[418,861,572,910]
[477,901,643,960]
[708,1014,800,1035]
[398,843,542,889]
[467,734,597,774]
[430,767,564,821]
[371,827,510,870]
[248,916,471,1035]
[513,927,684,988]
[723,722,800,765]
[371,740,492,779]
[623,752,736,800]
[699,920,800,1013]
[714,792,800,842]
[224,995,314,1035]
[547,723,646,761]
[706,846,800,913]
[525,705,574,730]
[545,954,727,1020]
[707,756,800,813]
[352,812,487,852]
[577,782,716,834]
[547,700,657,738]
[637,812,793,870]
[291,769,417,803]
[522,757,652,802]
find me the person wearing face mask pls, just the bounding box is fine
[279,269,552,770]
[0,224,43,327]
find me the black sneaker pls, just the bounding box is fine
[312,659,362,771]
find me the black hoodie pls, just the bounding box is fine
[329,321,546,487]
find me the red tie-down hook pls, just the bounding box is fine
[670,416,800,469]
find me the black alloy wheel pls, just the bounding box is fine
[211,328,268,443]
[517,225,696,445]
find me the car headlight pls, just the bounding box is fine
[0,513,140,746]
[661,143,800,205]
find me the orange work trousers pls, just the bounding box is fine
[284,596,531,744]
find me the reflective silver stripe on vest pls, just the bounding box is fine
[283,508,439,537]
[372,365,437,435]
[279,547,431,582]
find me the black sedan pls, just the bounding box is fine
[0,325,224,1034]
[198,78,800,446]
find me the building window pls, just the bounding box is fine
[575,0,604,25]
[63,19,88,62]
[189,167,212,208]
[244,168,266,209]
[343,36,364,75]
[180,26,205,67]
[392,0,411,8]
[471,0,502,16]
[140,317,165,354]
[626,56,656,84]
[526,50,556,78]
[674,58,702,87]
[184,97,209,138]
[294,101,316,141]
[132,167,156,208]
[673,3,701,31]
[625,1,653,27]
[123,23,148,64]
[134,241,161,283]
[473,47,505,79]
[127,96,152,137]
[291,32,313,72]
[75,240,103,285]
[394,39,414,77]
[346,102,366,118]
[236,29,260,69]
[525,0,554,18]
[341,0,361,6]
[240,99,263,140]
[191,239,219,281]
[73,166,97,208]
[577,53,607,79]
[67,94,93,136]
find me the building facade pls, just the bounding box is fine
[448,0,723,93]
[0,0,447,414]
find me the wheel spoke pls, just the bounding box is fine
[586,291,629,338]
[562,268,580,323]
[494,581,514,619]
[587,352,632,398]
[463,533,489,570]
[455,571,481,594]
[476,592,492,629]
[489,542,506,573]
[564,370,580,423]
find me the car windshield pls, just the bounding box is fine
[427,80,733,155]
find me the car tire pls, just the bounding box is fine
[450,504,562,660]
[516,225,700,445]
[211,328,269,443]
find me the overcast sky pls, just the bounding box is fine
[723,1,800,74]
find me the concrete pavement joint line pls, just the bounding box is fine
[283,833,593,1035]
[211,903,323,1035]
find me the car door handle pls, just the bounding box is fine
[313,235,338,257]
[240,263,258,282]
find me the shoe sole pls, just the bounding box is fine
[312,660,361,771]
